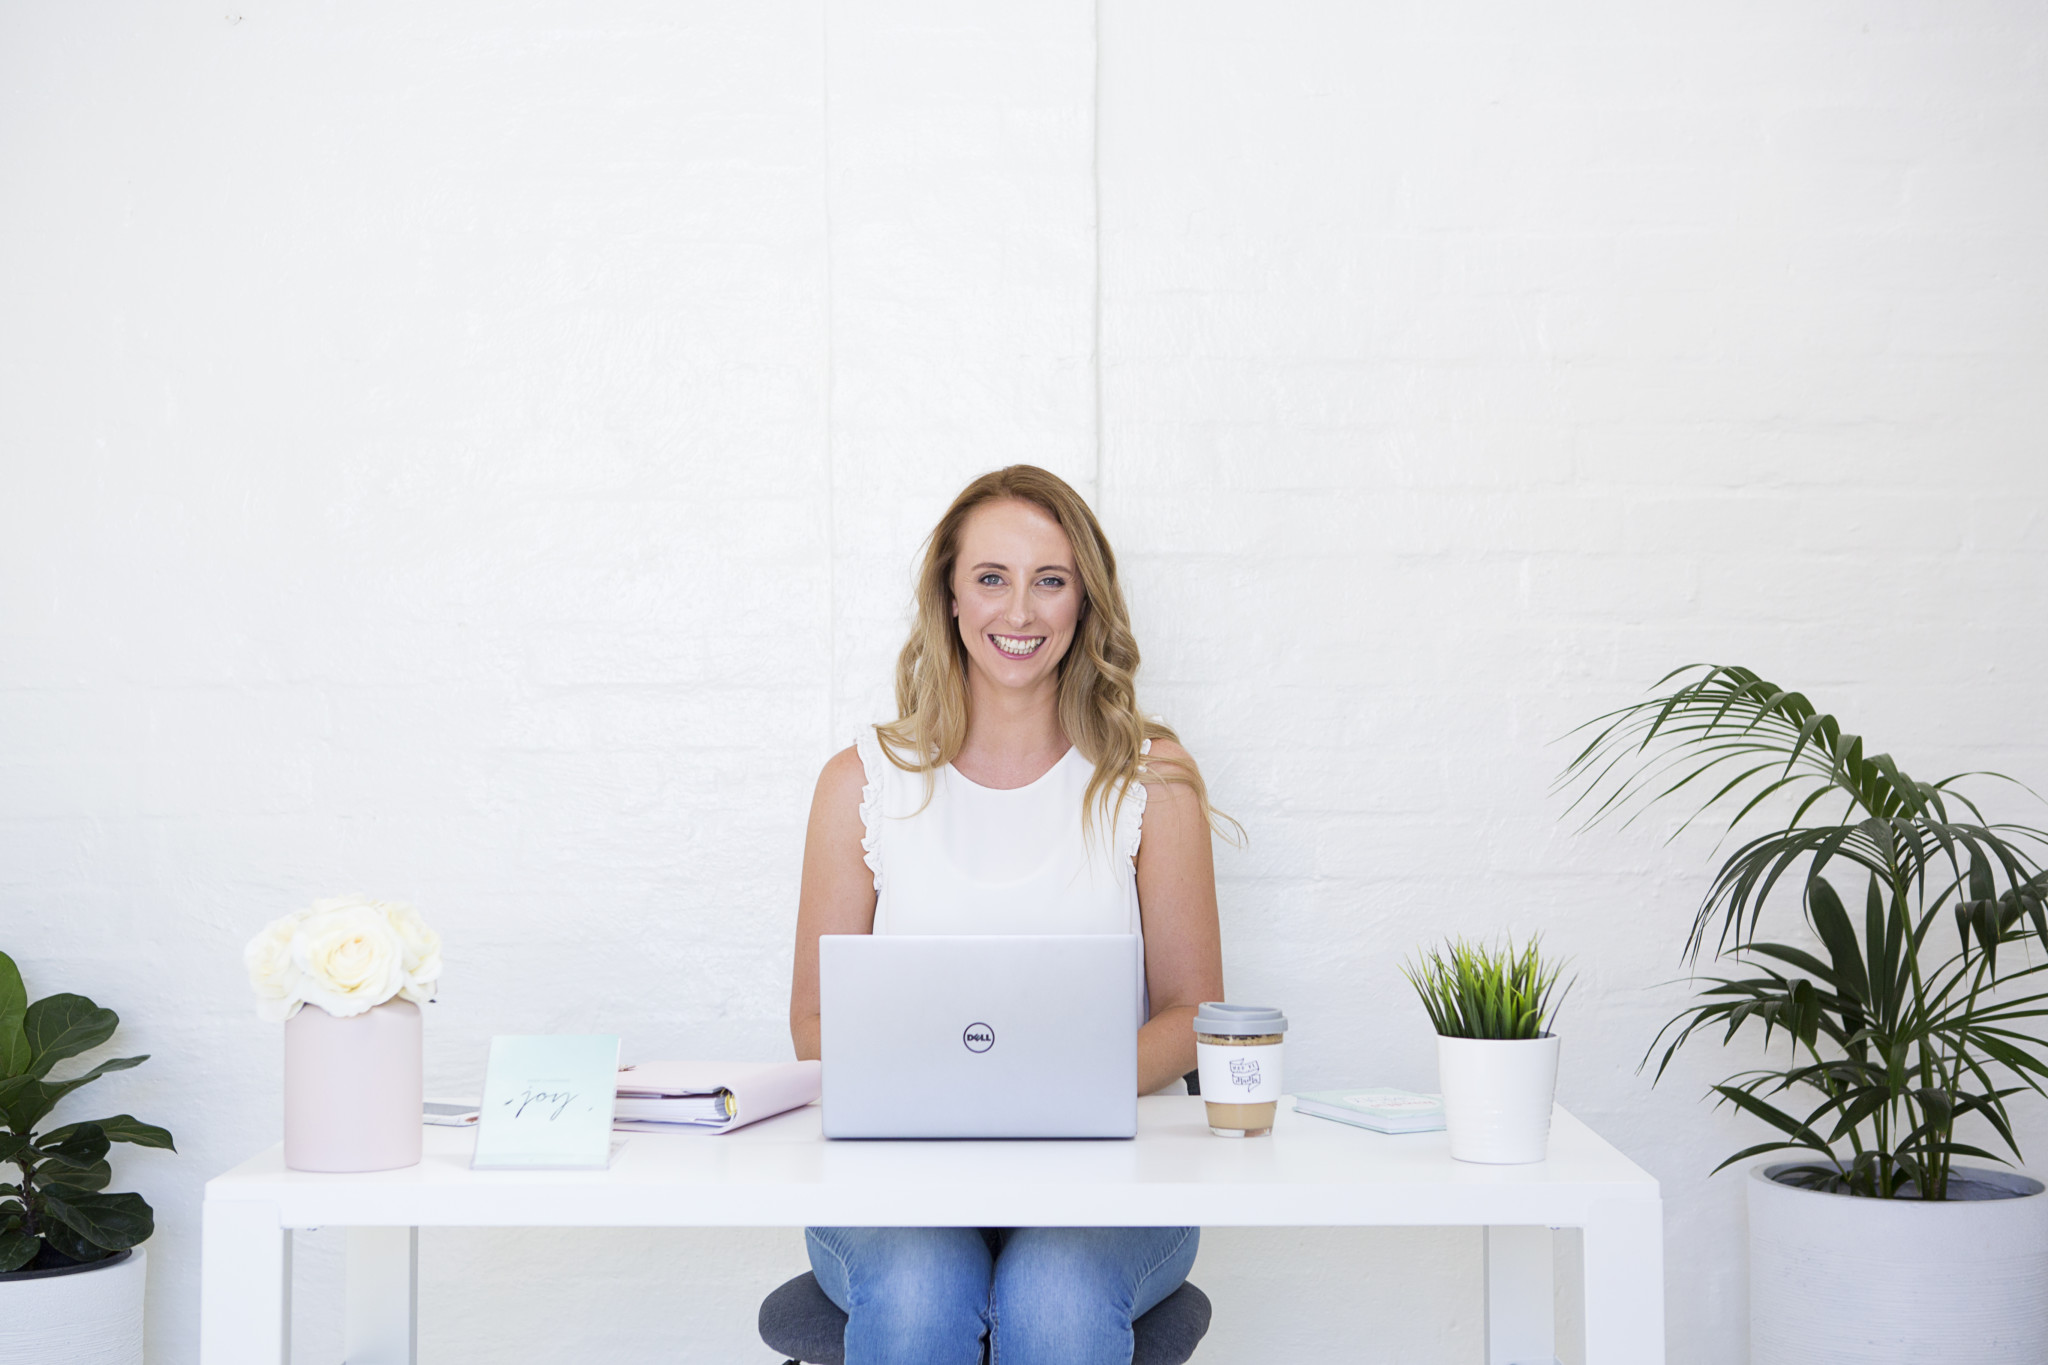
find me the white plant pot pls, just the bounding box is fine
[1749,1162,2048,1364]
[1436,1033,1559,1164]
[0,1245,146,1365]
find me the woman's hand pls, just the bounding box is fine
[1134,739,1226,1094]
[789,746,878,1060]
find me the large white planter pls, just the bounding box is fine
[0,1245,146,1365]
[1750,1162,2048,1364]
[1436,1033,1560,1164]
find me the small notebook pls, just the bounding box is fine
[1293,1088,1446,1134]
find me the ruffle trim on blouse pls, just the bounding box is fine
[1118,737,1153,870]
[854,726,886,893]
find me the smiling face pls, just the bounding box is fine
[949,497,1085,696]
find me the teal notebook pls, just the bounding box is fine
[1293,1088,1446,1134]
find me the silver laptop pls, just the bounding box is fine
[820,934,1139,1139]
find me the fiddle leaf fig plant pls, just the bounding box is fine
[1561,664,2048,1200]
[0,951,173,1273]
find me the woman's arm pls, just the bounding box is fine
[1134,739,1227,1094]
[789,745,878,1061]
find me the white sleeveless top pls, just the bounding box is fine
[855,726,1150,1027]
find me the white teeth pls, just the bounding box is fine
[992,635,1043,656]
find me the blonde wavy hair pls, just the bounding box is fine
[875,465,1239,846]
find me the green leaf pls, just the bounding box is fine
[1787,978,1822,1049]
[22,995,118,1080]
[0,1225,37,1272]
[0,1056,145,1135]
[0,956,26,1081]
[0,1023,26,1082]
[38,1158,111,1195]
[45,1053,142,1089]
[1969,854,1998,906]
[0,1074,40,1135]
[1913,1087,1955,1133]
[38,1215,113,1264]
[0,953,24,1032]
[1806,877,1869,1004]
[2,1086,52,1136]
[39,1122,109,1168]
[1707,1139,1816,1176]
[42,1115,174,1152]
[38,1189,152,1252]
[1827,1087,1894,1141]
[1712,1085,1827,1144]
[1966,1034,2048,1082]
[1744,942,1838,985]
[1886,1039,1910,1094]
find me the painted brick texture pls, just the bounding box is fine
[2,3,2044,1362]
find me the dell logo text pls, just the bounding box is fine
[962,1023,995,1053]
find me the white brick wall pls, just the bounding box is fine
[2,3,2044,1361]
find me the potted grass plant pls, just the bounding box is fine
[0,950,173,1365]
[1561,664,2048,1365]
[1403,937,1572,1163]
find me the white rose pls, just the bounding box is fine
[243,909,310,1021]
[378,900,443,1003]
[291,899,409,1018]
[244,895,444,1020]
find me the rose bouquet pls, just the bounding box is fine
[243,896,442,1021]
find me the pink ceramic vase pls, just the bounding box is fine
[282,999,423,1172]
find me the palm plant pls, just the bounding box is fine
[1560,664,2048,1199]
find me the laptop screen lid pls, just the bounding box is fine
[820,934,1139,1139]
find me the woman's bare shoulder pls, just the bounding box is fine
[1139,736,1201,803]
[1144,736,1195,767]
[1142,736,1197,777]
[818,743,865,796]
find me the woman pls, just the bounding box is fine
[789,465,1231,1365]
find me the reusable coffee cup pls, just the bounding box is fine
[1193,1002,1288,1137]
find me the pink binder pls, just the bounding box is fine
[614,1059,821,1135]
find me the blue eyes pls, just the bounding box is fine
[975,574,1067,589]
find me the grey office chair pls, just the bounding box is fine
[761,1071,1212,1364]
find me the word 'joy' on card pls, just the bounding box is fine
[472,1034,621,1170]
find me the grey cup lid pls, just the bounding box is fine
[1193,1002,1288,1036]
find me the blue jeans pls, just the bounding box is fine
[805,1225,1199,1365]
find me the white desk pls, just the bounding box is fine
[200,1096,1663,1365]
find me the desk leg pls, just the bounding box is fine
[344,1226,419,1364]
[200,1200,290,1365]
[1484,1225,1557,1365]
[1582,1196,1664,1365]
